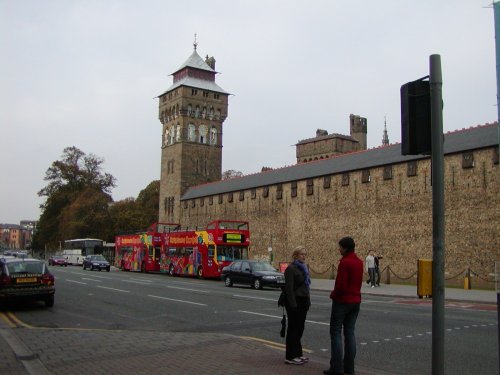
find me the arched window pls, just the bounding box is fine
[169,125,175,144]
[188,124,196,142]
[202,106,207,118]
[199,125,208,144]
[210,126,217,145]
[209,107,214,119]
[187,104,192,116]
[195,106,200,118]
[176,124,181,141]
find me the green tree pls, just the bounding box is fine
[33,147,116,250]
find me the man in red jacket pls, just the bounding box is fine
[324,237,363,375]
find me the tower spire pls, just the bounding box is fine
[382,116,390,145]
[193,33,198,50]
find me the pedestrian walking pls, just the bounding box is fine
[324,236,363,375]
[283,245,311,365]
[365,250,376,287]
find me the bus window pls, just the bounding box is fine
[148,245,154,258]
[168,248,176,257]
[208,245,215,259]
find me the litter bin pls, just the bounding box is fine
[417,259,432,298]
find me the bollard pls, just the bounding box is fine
[463,268,472,290]
[386,266,391,285]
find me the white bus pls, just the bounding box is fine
[62,238,104,265]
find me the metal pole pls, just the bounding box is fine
[493,2,500,161]
[430,54,445,375]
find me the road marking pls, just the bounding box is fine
[97,286,130,293]
[233,294,274,301]
[130,278,152,283]
[82,278,102,282]
[238,310,329,326]
[165,285,210,293]
[66,279,87,285]
[361,322,497,346]
[148,294,207,306]
[80,274,111,280]
[122,280,151,285]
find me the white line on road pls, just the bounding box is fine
[97,286,130,293]
[80,274,111,280]
[148,294,207,306]
[165,285,210,293]
[233,294,274,301]
[66,280,87,285]
[238,310,329,325]
[81,278,102,282]
[122,280,152,285]
[130,278,152,283]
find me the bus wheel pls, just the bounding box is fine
[169,264,174,276]
[224,276,233,287]
[253,278,263,290]
[196,267,203,279]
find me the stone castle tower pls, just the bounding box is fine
[349,113,367,150]
[157,42,229,223]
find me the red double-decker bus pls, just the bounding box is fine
[160,220,250,279]
[115,223,179,272]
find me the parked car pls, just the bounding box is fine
[221,260,285,289]
[0,256,55,307]
[83,255,110,272]
[49,255,68,266]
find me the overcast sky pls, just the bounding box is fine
[1,0,497,224]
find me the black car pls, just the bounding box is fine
[221,260,285,289]
[83,255,110,271]
[0,256,55,307]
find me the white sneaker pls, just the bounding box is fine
[371,285,375,288]
[285,358,305,365]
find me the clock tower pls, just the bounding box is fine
[158,42,229,223]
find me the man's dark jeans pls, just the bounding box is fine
[329,301,360,374]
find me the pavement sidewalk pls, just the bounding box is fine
[0,281,496,375]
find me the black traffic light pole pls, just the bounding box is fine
[430,54,445,375]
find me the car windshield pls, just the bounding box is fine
[7,261,45,274]
[91,255,106,261]
[252,262,278,272]
[53,256,64,259]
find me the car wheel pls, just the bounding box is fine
[224,276,233,287]
[253,278,262,290]
[169,264,174,276]
[45,295,54,307]
[196,266,203,279]
[106,267,110,272]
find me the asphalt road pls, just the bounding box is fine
[6,266,498,375]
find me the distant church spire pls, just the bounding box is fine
[193,33,198,50]
[382,116,389,145]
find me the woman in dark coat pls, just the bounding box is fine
[283,245,311,365]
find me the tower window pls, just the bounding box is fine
[407,161,417,177]
[191,89,198,95]
[323,176,331,189]
[188,124,196,142]
[251,188,256,199]
[214,93,220,100]
[342,173,350,186]
[239,191,244,201]
[291,181,297,197]
[306,179,314,195]
[199,125,208,144]
[263,186,269,198]
[383,165,393,180]
[276,184,283,200]
[227,192,233,203]
[210,127,218,145]
[361,170,371,183]
[462,151,474,169]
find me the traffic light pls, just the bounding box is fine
[401,78,431,155]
